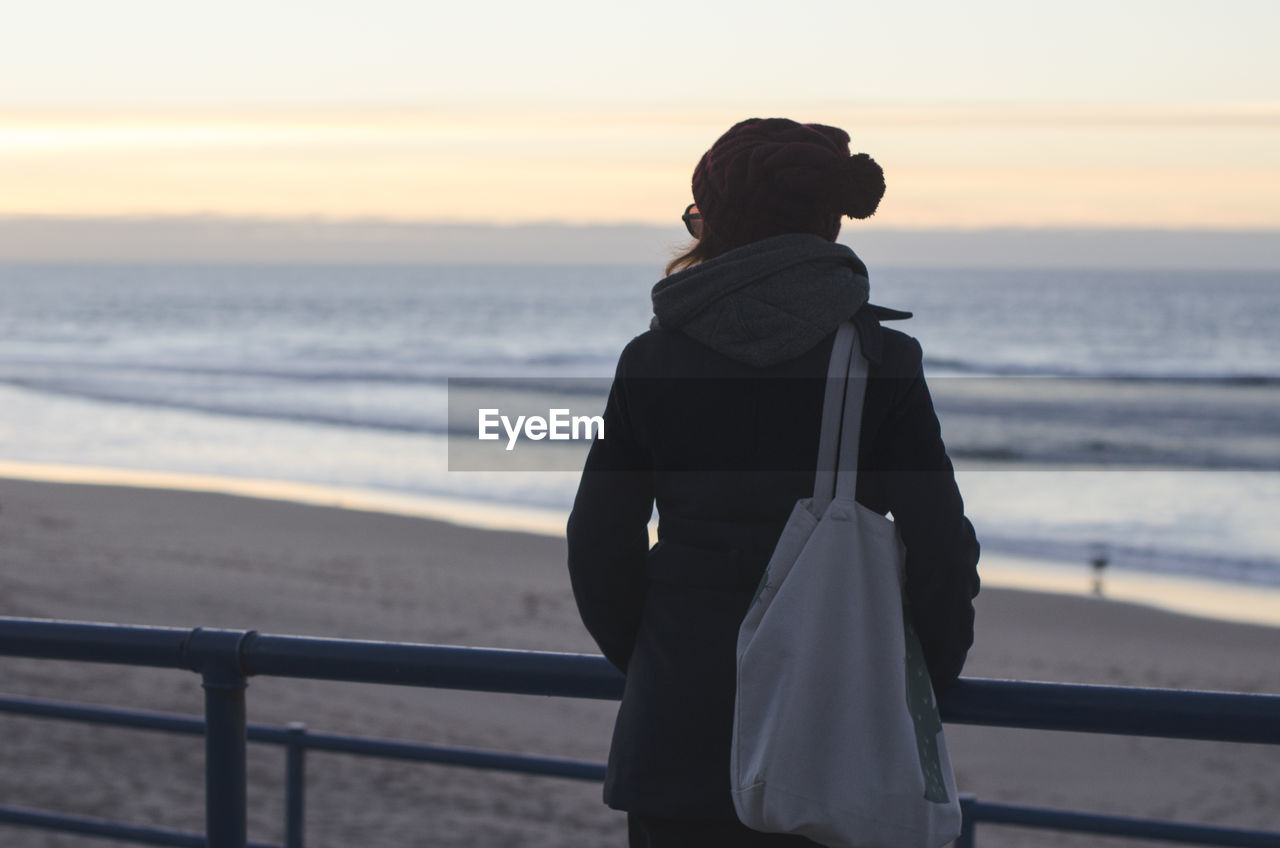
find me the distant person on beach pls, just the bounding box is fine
[1090,542,1110,595]
[567,118,981,847]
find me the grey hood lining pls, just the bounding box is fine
[650,233,872,367]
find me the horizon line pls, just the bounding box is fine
[2,213,1278,235]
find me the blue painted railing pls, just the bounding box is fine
[1,616,1278,847]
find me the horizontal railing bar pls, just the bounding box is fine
[0,694,206,736]
[0,693,606,780]
[0,617,626,700]
[296,732,607,781]
[0,618,193,669]
[0,804,278,848]
[242,633,625,700]
[967,800,1280,847]
[0,694,300,747]
[3,617,1279,746]
[942,678,1280,745]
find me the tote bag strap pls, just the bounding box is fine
[812,320,869,509]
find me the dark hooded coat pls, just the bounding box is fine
[567,234,980,821]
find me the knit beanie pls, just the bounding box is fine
[691,118,885,248]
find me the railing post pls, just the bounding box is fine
[203,665,247,848]
[285,722,307,848]
[184,628,253,848]
[956,794,977,848]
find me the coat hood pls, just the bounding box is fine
[650,233,871,367]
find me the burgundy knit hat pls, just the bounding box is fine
[691,118,885,248]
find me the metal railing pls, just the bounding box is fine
[1,615,1278,848]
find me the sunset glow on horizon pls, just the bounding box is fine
[3,104,1278,229]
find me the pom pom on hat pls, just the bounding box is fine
[834,153,886,220]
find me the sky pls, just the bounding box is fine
[2,0,1278,229]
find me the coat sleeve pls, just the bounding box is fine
[566,348,654,672]
[875,337,980,693]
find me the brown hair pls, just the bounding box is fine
[663,225,729,277]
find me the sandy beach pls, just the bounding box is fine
[1,476,1277,847]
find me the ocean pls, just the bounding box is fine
[1,262,1278,602]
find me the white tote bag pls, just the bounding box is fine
[731,321,962,848]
